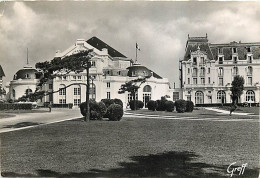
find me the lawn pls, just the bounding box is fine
[1,113,259,177]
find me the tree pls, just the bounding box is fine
[118,76,149,110]
[230,75,244,115]
[35,50,94,121]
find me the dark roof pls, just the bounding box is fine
[86,37,127,58]
[183,36,260,61]
[0,65,5,77]
[127,64,162,79]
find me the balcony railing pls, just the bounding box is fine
[192,73,198,77]
[199,73,205,77]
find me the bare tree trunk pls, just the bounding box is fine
[85,66,90,121]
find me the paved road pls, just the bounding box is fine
[0,108,82,133]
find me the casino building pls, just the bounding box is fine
[7,37,176,108]
[180,34,260,105]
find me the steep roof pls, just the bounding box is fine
[0,65,5,77]
[86,37,127,58]
[127,64,163,79]
[184,36,213,61]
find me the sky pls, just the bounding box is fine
[1,1,260,88]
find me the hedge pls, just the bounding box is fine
[129,100,144,110]
[107,104,124,121]
[80,101,107,120]
[165,101,175,112]
[147,100,158,111]
[175,99,187,113]
[0,103,32,110]
[185,100,194,112]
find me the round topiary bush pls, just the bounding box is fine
[175,99,187,113]
[156,97,167,111]
[113,98,123,107]
[165,101,175,112]
[107,104,124,121]
[185,100,194,112]
[80,100,107,120]
[137,100,144,109]
[147,100,158,111]
[101,99,114,108]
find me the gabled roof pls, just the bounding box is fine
[86,37,127,58]
[127,64,163,79]
[0,65,5,77]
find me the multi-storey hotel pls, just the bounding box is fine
[180,35,260,105]
[7,37,174,107]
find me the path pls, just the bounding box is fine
[0,108,82,133]
[204,107,255,115]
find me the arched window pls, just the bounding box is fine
[59,84,66,95]
[90,83,96,100]
[143,85,152,92]
[246,90,255,102]
[217,90,226,103]
[143,85,152,108]
[200,67,205,76]
[195,91,204,104]
[25,89,33,96]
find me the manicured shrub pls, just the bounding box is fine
[0,103,32,110]
[113,98,123,107]
[185,100,194,112]
[137,100,144,109]
[156,97,167,111]
[80,101,107,120]
[175,99,187,113]
[147,100,158,111]
[107,104,123,121]
[129,100,143,110]
[101,99,114,108]
[165,101,175,112]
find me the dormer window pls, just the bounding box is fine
[233,48,237,53]
[218,48,223,54]
[247,47,251,53]
[233,56,238,64]
[25,74,30,79]
[219,57,223,64]
[248,56,252,63]
[193,57,197,65]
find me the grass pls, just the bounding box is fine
[217,106,259,115]
[1,113,259,177]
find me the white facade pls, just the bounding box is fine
[180,36,260,105]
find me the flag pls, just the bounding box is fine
[136,43,140,51]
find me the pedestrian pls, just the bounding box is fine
[48,102,52,112]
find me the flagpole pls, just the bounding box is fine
[136,43,137,63]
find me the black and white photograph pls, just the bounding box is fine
[0,1,259,177]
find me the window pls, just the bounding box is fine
[219,78,223,86]
[118,71,121,75]
[218,67,223,76]
[78,76,81,80]
[200,67,205,76]
[143,85,152,92]
[59,99,66,104]
[193,68,198,76]
[91,61,96,67]
[248,77,252,85]
[188,68,190,74]
[107,82,111,88]
[73,76,76,80]
[188,78,190,84]
[233,48,237,53]
[128,93,138,103]
[25,89,32,96]
[193,57,197,65]
[74,87,81,95]
[247,47,251,53]
[219,57,223,64]
[25,74,30,79]
[248,56,252,63]
[63,76,67,80]
[12,89,15,99]
[246,90,255,102]
[233,56,238,64]
[208,77,211,84]
[208,68,210,74]
[49,84,53,90]
[195,91,204,104]
[217,90,226,103]
[218,48,223,54]
[74,99,81,106]
[59,85,66,95]
[233,67,238,75]
[173,92,179,101]
[107,92,111,99]
[201,78,205,84]
[248,66,253,75]
[201,57,205,64]
[193,78,197,84]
